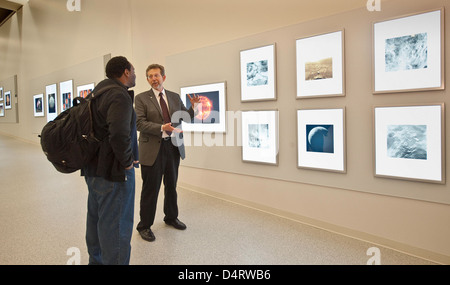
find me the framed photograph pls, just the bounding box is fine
[0,103,4,117]
[297,108,346,173]
[4,91,11,109]
[296,30,345,98]
[373,9,444,93]
[181,82,227,133]
[241,110,279,165]
[240,44,276,102]
[59,80,73,112]
[76,83,95,98]
[46,83,58,122]
[374,104,445,183]
[33,94,44,117]
[0,87,3,101]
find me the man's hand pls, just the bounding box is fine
[126,161,139,170]
[162,123,182,133]
[187,93,200,108]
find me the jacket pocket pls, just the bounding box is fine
[139,135,149,142]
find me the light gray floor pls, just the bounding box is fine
[0,134,436,265]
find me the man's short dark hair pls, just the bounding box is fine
[146,64,165,77]
[105,56,132,79]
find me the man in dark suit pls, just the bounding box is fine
[135,64,199,242]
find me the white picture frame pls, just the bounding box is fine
[241,110,279,165]
[180,82,227,133]
[373,8,444,93]
[240,44,277,102]
[76,83,95,98]
[297,108,346,173]
[296,30,345,98]
[374,104,445,183]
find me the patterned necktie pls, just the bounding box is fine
[159,92,172,136]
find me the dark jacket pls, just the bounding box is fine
[81,78,138,182]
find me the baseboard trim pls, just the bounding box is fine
[179,181,449,265]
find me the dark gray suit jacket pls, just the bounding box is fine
[135,89,195,166]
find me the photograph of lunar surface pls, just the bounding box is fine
[248,124,270,149]
[247,60,269,86]
[387,125,427,160]
[385,33,428,72]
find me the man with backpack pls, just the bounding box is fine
[81,56,139,265]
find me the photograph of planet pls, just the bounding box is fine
[48,93,56,114]
[306,124,334,153]
[35,97,42,113]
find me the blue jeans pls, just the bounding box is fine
[84,168,135,265]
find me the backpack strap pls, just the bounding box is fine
[70,84,123,141]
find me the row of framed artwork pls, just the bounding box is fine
[239,8,443,101]
[0,87,12,117]
[177,7,445,185]
[178,81,444,184]
[33,80,94,121]
[238,104,444,185]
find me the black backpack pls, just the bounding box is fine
[40,85,119,173]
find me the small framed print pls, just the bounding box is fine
[240,44,276,102]
[4,91,12,109]
[46,83,58,122]
[0,103,4,117]
[59,79,73,112]
[33,94,44,117]
[374,104,445,183]
[0,87,3,101]
[296,30,345,98]
[241,110,279,165]
[297,108,346,173]
[181,82,227,133]
[373,8,444,93]
[76,83,95,98]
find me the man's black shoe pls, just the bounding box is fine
[165,218,187,230]
[139,229,155,242]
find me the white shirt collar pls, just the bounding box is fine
[152,88,165,97]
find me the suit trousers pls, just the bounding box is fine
[137,139,180,232]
